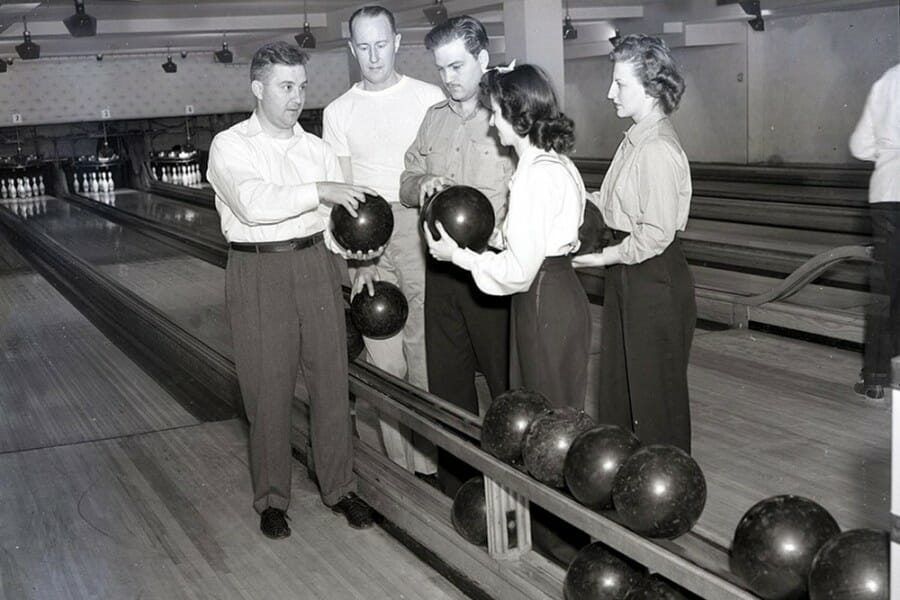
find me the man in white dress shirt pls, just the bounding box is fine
[207,41,375,539]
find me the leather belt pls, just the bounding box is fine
[229,232,323,253]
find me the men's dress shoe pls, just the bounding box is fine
[260,507,291,539]
[853,379,885,400]
[331,492,375,529]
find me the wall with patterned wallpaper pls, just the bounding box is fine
[0,50,351,126]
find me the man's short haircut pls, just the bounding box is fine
[424,15,488,56]
[349,5,397,38]
[250,41,309,83]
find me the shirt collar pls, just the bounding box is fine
[622,111,666,147]
[440,98,487,122]
[245,110,305,138]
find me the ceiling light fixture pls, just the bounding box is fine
[64,0,97,38]
[16,18,40,60]
[295,0,316,48]
[423,0,448,26]
[214,33,233,63]
[562,1,578,40]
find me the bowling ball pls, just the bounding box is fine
[350,281,408,339]
[625,575,690,599]
[345,308,364,360]
[421,185,495,252]
[451,476,487,546]
[564,542,643,600]
[564,425,641,510]
[481,389,551,466]
[611,445,706,539]
[808,529,888,600]
[330,193,393,253]
[730,494,841,600]
[522,408,595,487]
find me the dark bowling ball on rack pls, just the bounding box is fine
[330,193,394,253]
[481,389,552,466]
[730,494,841,600]
[451,477,487,546]
[808,529,888,600]
[421,185,495,252]
[522,408,595,487]
[611,444,706,540]
[344,308,364,360]
[564,542,643,600]
[564,425,641,510]
[350,281,408,339]
[625,575,690,599]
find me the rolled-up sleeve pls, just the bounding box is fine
[207,132,321,226]
[399,115,432,208]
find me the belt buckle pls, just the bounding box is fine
[289,239,299,251]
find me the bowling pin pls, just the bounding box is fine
[1,180,7,200]
[16,178,25,198]
[99,171,108,193]
[38,175,45,195]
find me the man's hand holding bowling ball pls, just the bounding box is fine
[424,221,459,262]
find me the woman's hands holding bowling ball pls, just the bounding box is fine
[350,265,380,299]
[317,182,377,217]
[423,221,459,262]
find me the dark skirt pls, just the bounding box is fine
[510,256,591,409]
[598,237,696,453]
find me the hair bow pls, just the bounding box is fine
[491,59,517,74]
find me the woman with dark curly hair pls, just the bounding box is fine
[425,62,590,409]
[573,34,696,452]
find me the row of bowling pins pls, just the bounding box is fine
[1,175,46,199]
[73,171,116,194]
[155,164,202,186]
[1,195,47,219]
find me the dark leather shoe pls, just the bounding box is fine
[331,492,375,529]
[260,507,291,539]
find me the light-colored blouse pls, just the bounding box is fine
[451,145,585,295]
[591,112,691,265]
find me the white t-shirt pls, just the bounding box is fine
[323,75,445,203]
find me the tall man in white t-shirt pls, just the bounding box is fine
[323,5,444,481]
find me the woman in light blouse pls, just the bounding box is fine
[573,34,696,452]
[425,63,591,409]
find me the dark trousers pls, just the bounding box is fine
[598,237,696,453]
[426,258,509,497]
[226,241,355,512]
[863,202,900,386]
[511,256,591,409]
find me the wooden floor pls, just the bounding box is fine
[0,233,467,600]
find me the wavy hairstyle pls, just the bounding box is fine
[480,63,575,154]
[250,41,309,83]
[424,15,488,56]
[610,34,685,114]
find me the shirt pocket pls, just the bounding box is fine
[466,139,510,196]
[421,134,453,175]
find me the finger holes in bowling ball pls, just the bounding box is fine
[421,185,495,252]
[330,193,394,253]
[349,281,408,339]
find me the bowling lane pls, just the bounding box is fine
[0,229,199,454]
[2,196,231,358]
[76,188,224,244]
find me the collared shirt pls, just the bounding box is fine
[323,75,445,203]
[452,146,586,295]
[850,62,900,204]
[592,113,692,265]
[399,98,515,217]
[207,111,343,243]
